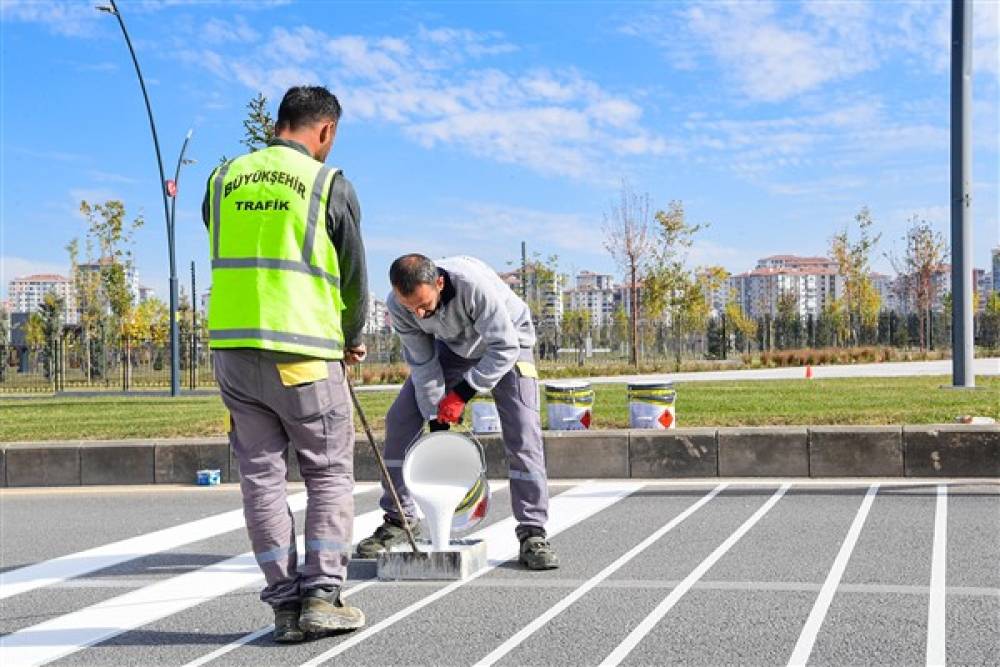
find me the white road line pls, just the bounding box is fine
[0,509,386,667]
[180,479,506,667]
[786,483,879,667]
[474,483,727,667]
[600,483,791,667]
[298,480,644,667]
[0,483,376,601]
[926,484,948,667]
[180,581,378,667]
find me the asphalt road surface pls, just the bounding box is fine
[1,479,998,666]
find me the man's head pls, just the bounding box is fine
[390,254,445,319]
[274,86,342,161]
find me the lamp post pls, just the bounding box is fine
[97,0,182,396]
[950,0,974,388]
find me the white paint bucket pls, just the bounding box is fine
[470,399,501,433]
[402,432,489,550]
[628,381,676,429]
[544,381,594,430]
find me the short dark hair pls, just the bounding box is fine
[275,86,342,132]
[390,254,439,296]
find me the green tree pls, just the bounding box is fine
[774,290,801,350]
[38,292,64,380]
[0,303,8,382]
[24,312,45,373]
[220,92,276,164]
[70,200,144,382]
[724,300,757,355]
[242,92,275,151]
[603,181,653,366]
[642,200,705,365]
[561,309,591,366]
[830,206,881,346]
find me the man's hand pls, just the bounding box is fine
[345,344,367,365]
[436,391,466,424]
[436,380,477,424]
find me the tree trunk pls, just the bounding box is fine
[629,263,638,367]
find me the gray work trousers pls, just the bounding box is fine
[381,343,549,536]
[214,348,355,607]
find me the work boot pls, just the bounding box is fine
[519,535,560,570]
[356,517,420,558]
[272,601,305,643]
[298,587,365,634]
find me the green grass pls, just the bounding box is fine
[0,376,996,442]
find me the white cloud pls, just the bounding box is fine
[181,24,666,180]
[0,1,101,37]
[683,0,877,102]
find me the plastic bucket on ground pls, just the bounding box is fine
[627,381,676,429]
[470,398,501,434]
[544,381,594,431]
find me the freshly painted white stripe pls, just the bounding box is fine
[786,483,879,667]
[298,480,644,667]
[926,484,948,667]
[181,480,505,667]
[180,581,377,667]
[474,483,727,667]
[0,509,385,667]
[600,483,791,667]
[0,484,377,601]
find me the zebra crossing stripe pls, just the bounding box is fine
[0,508,386,667]
[297,480,645,667]
[0,484,377,601]
[474,483,728,667]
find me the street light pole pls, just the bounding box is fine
[950,0,974,388]
[96,0,180,396]
[168,130,194,396]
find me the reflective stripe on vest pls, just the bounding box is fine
[208,146,345,359]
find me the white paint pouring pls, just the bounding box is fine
[402,431,487,551]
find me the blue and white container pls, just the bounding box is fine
[196,469,221,486]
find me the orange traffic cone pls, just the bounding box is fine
[805,365,813,379]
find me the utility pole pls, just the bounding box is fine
[190,260,197,390]
[950,0,975,387]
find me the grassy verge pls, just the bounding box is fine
[1,375,996,442]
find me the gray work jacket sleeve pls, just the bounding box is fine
[461,279,520,393]
[388,297,445,420]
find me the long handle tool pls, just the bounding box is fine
[344,365,422,555]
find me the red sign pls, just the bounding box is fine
[658,409,674,429]
[165,179,177,197]
[580,410,591,429]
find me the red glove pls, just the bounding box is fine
[436,390,467,424]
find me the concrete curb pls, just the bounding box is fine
[1,425,998,487]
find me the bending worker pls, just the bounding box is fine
[203,86,368,642]
[357,254,559,570]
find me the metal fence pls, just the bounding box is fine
[1,311,997,393]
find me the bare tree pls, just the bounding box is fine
[603,181,653,366]
[888,216,947,350]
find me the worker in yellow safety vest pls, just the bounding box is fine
[202,85,368,643]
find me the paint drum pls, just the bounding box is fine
[470,399,501,434]
[628,381,676,429]
[402,431,490,545]
[544,381,594,431]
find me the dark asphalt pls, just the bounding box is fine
[1,480,997,667]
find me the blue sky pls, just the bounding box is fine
[1,0,998,302]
